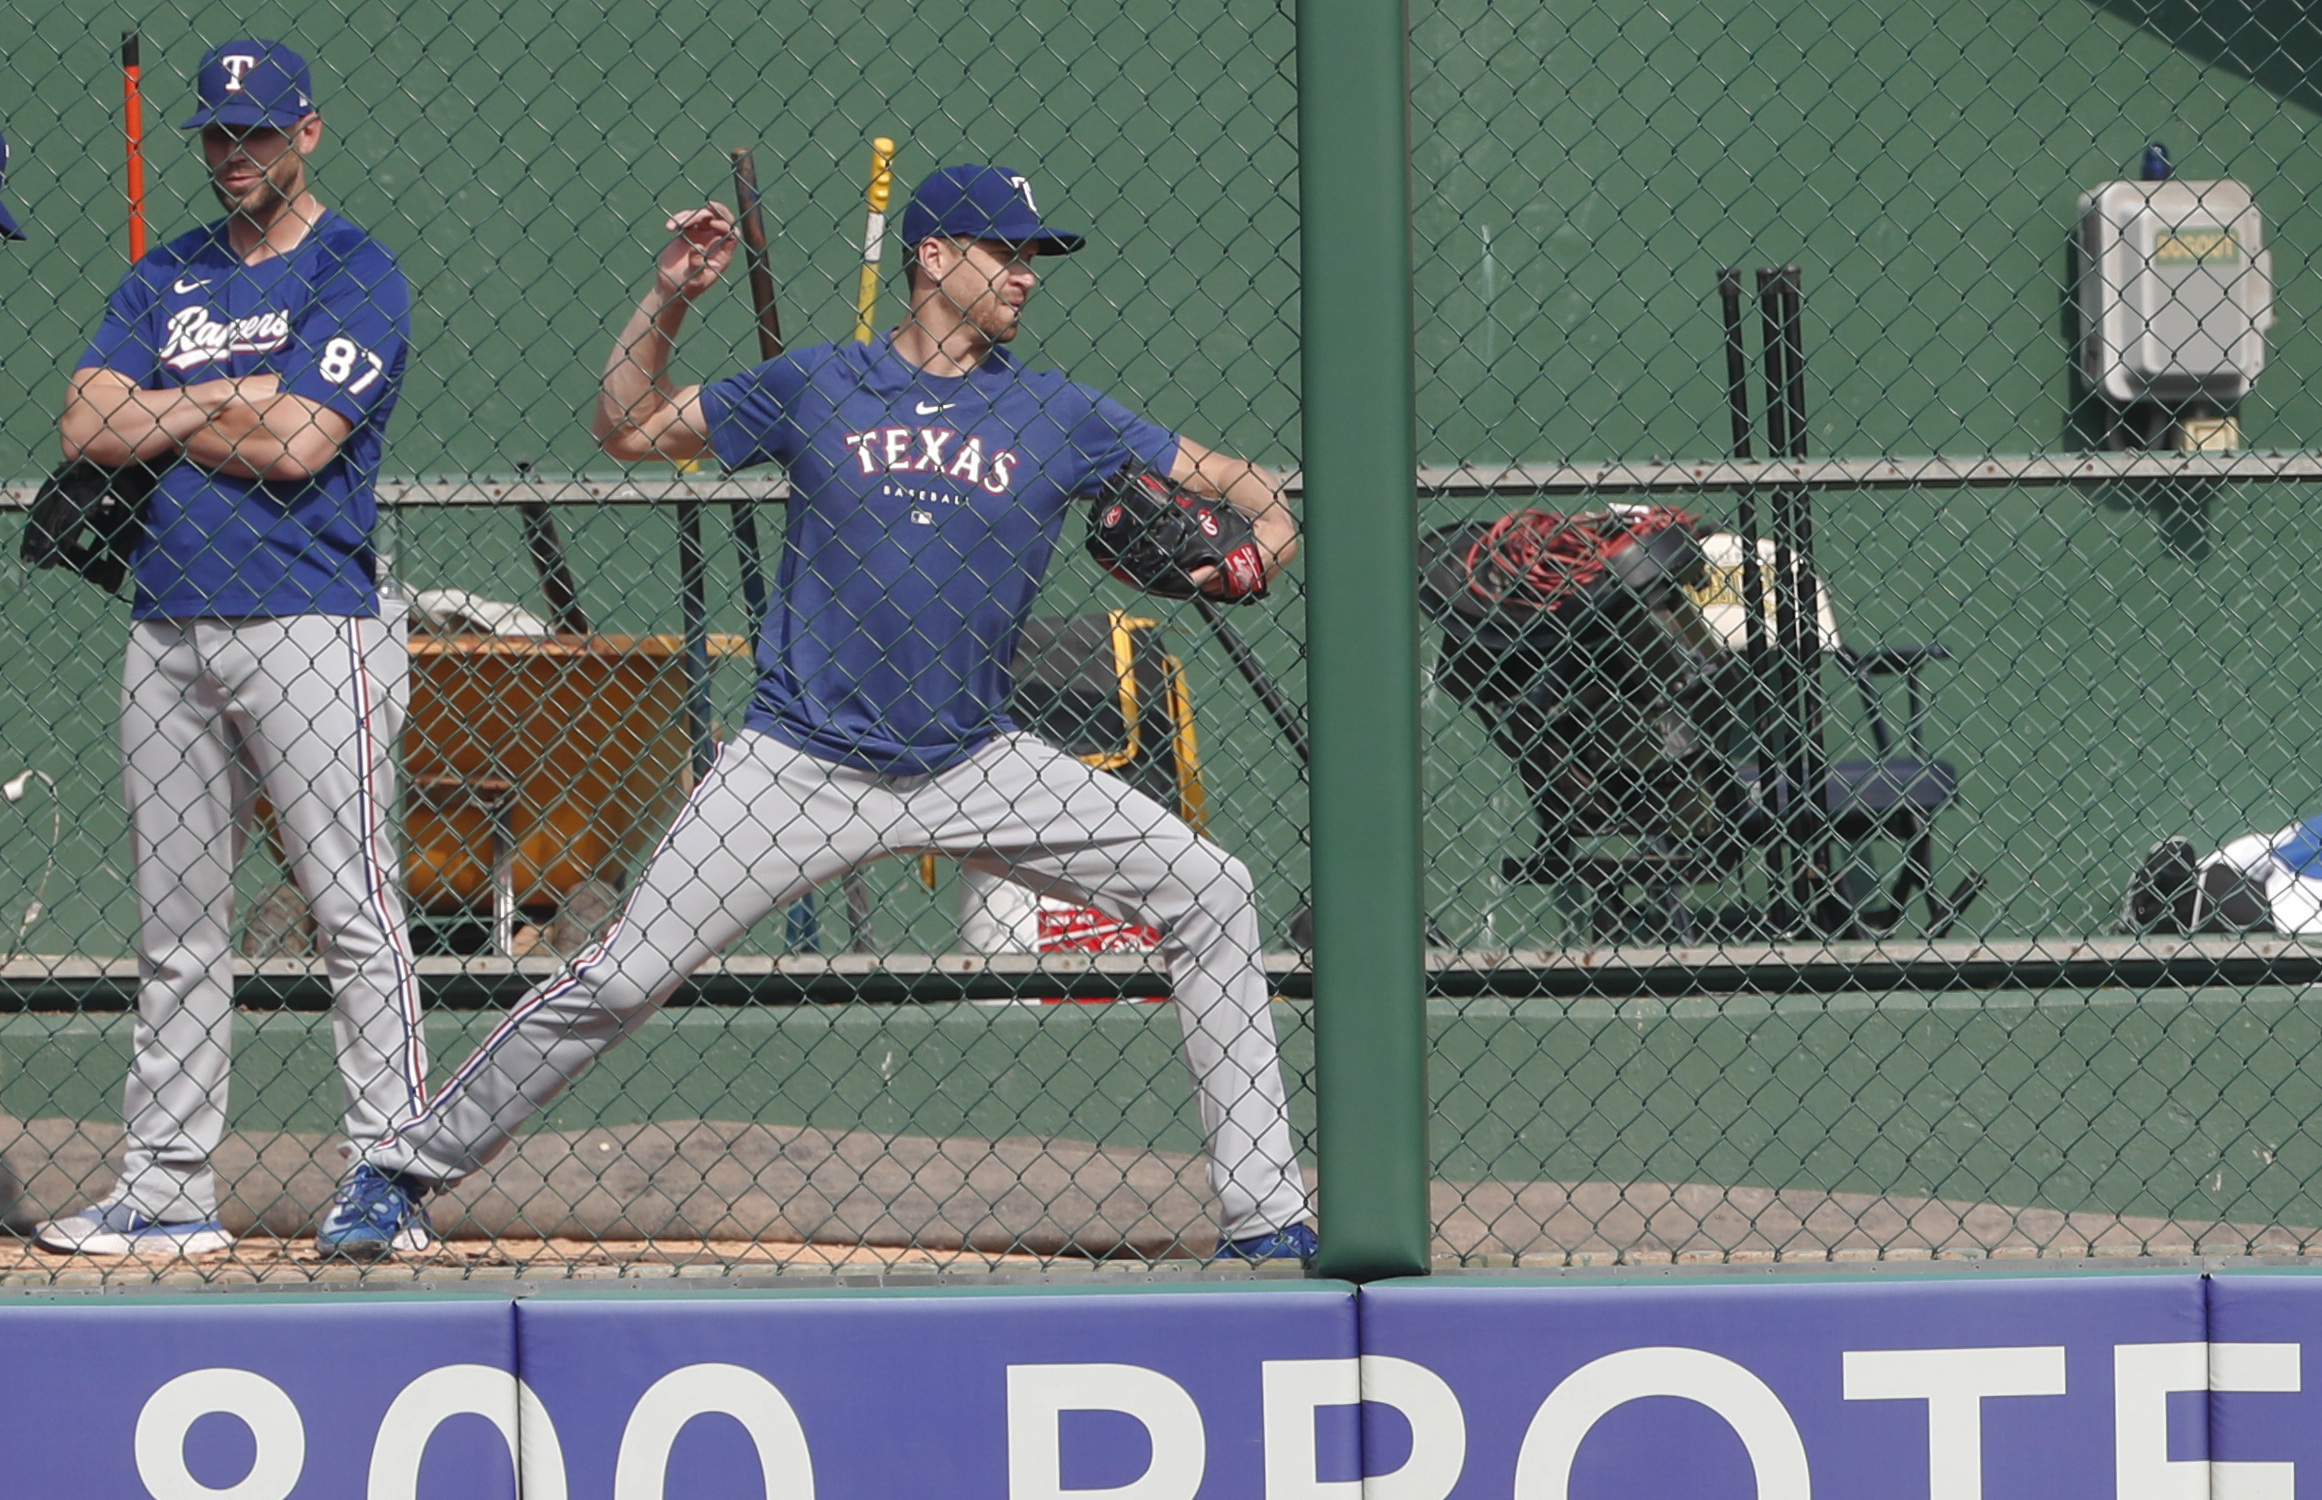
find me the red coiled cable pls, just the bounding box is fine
[1463,506,1697,612]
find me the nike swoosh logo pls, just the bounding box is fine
[172,277,211,294]
[914,401,954,415]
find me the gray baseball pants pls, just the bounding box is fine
[370,729,1311,1242]
[117,614,424,1222]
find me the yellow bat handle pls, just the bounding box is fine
[854,137,897,344]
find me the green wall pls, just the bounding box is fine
[1403,0,2322,941]
[1410,0,2322,461]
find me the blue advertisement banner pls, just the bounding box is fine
[0,1297,521,1500]
[13,1270,2322,1499]
[515,1283,1360,1500]
[1358,1272,2209,1500]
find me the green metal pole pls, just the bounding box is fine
[1299,0,1430,1280]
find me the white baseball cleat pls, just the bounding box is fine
[34,1199,233,1257]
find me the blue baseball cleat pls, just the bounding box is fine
[1213,1222,1318,1265]
[316,1164,435,1259]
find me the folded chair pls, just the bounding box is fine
[1421,508,1980,942]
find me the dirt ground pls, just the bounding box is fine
[5,1111,2314,1286]
[0,1234,1082,1287]
[5,1192,2315,1288]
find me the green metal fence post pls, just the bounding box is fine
[1299,0,1430,1280]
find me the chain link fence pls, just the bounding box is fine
[0,0,2317,1281]
[1409,0,2322,1265]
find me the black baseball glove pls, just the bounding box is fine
[21,459,160,595]
[1086,462,1269,603]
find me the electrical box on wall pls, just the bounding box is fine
[2078,178,2272,447]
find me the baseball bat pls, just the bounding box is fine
[1197,590,1367,950]
[1191,594,1309,766]
[1717,269,1766,662]
[123,32,146,261]
[730,149,782,361]
[1774,265,1833,897]
[519,500,589,634]
[854,138,897,343]
[677,499,713,781]
[724,148,776,626]
[1717,269,1772,806]
[1756,268,1800,896]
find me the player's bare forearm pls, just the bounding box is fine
[595,203,735,464]
[59,370,232,466]
[182,392,351,481]
[593,291,710,462]
[1171,436,1299,573]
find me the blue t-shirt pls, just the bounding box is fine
[78,210,410,618]
[699,335,1177,774]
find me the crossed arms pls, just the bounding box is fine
[60,368,352,482]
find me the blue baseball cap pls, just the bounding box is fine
[181,40,314,130]
[0,129,22,240]
[900,165,1084,255]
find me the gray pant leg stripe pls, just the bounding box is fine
[390,734,732,1136]
[345,621,427,1112]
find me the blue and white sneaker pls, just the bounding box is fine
[1213,1222,1319,1265]
[34,1199,233,1257]
[315,1164,436,1259]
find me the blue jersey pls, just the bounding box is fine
[78,210,409,619]
[699,335,1177,774]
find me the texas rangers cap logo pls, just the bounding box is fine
[181,39,315,130]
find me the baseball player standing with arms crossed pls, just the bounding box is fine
[38,41,424,1256]
[320,164,1315,1262]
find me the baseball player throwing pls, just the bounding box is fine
[320,163,1316,1262]
[39,41,423,1256]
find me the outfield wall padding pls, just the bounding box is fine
[11,1270,2322,1496]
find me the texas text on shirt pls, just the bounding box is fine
[696,334,1177,774]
